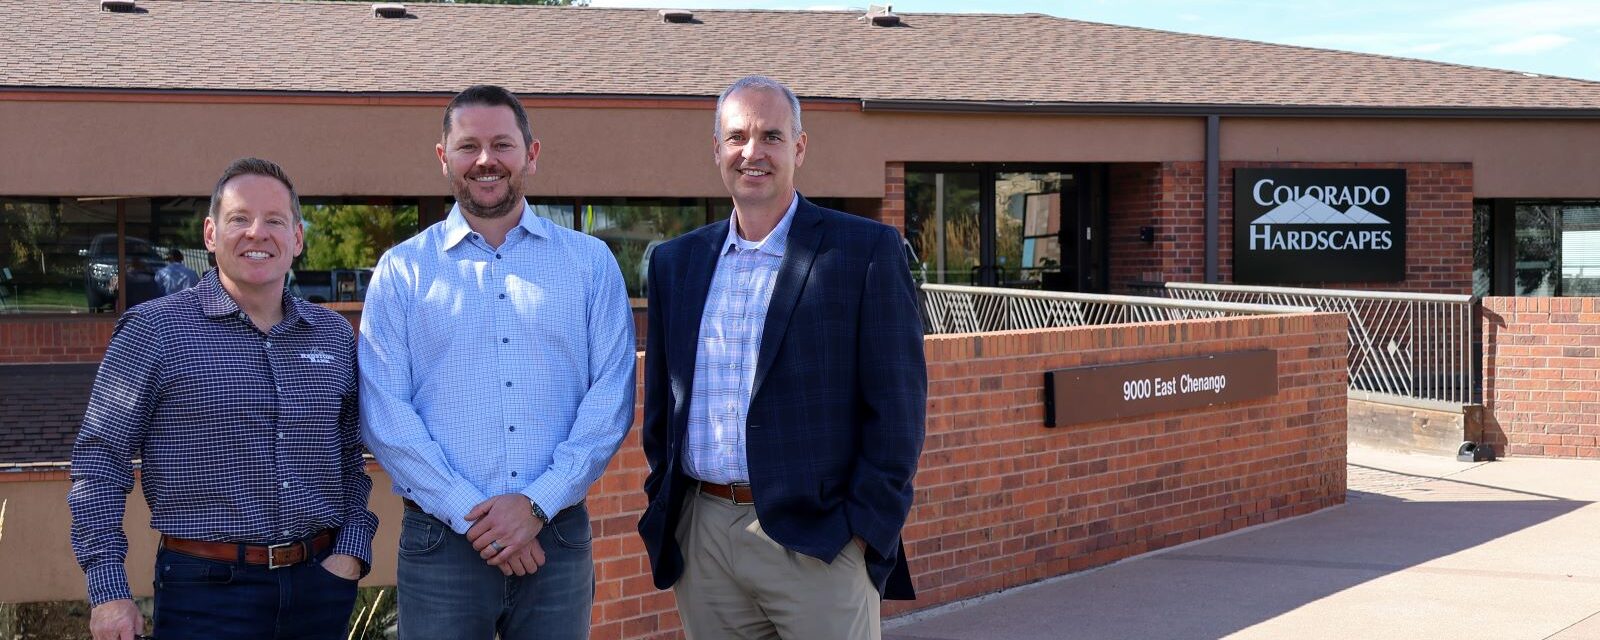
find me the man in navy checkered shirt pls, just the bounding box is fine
[68,157,378,640]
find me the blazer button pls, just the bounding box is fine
[748,424,760,429]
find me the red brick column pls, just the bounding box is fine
[880,161,906,232]
[1482,297,1600,458]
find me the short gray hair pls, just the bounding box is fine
[208,157,301,223]
[713,75,803,140]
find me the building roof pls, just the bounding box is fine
[5,0,1600,111]
[0,364,96,465]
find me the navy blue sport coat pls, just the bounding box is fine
[637,195,927,600]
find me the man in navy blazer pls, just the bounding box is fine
[637,76,927,639]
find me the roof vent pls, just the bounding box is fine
[863,4,900,27]
[372,3,407,19]
[659,9,695,23]
[100,0,136,12]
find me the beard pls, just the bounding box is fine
[450,170,525,220]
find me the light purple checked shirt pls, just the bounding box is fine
[358,203,636,534]
[682,195,798,485]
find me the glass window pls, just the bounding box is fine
[906,171,981,284]
[1473,201,1492,299]
[0,197,126,314]
[996,172,1069,286]
[1561,204,1600,296]
[1514,204,1559,296]
[296,199,419,302]
[580,199,707,297]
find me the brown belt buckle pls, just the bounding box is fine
[267,541,298,569]
[729,482,753,506]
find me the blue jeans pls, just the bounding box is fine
[396,502,594,640]
[151,545,358,640]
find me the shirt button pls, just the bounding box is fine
[281,481,290,488]
[508,426,516,432]
[276,386,283,393]
[263,341,272,348]
[498,293,507,300]
[505,381,513,387]
[277,431,284,439]
[510,471,518,478]
[282,530,291,537]
[502,338,509,344]
[496,254,503,259]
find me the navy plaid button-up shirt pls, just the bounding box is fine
[68,270,377,605]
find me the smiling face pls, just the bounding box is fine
[714,87,806,214]
[437,103,540,221]
[203,173,303,298]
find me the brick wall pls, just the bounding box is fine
[0,316,116,364]
[1105,161,1474,295]
[1481,297,1600,458]
[880,161,906,231]
[3,312,1348,635]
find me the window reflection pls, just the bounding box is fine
[906,172,980,284]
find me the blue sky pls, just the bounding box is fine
[587,0,1600,82]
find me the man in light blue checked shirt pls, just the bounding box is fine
[358,85,637,640]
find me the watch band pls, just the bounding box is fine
[529,499,551,526]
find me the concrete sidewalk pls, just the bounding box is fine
[886,445,1600,640]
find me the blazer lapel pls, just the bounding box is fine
[670,221,726,407]
[751,197,823,401]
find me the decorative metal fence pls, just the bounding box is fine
[1163,282,1476,405]
[919,284,1311,335]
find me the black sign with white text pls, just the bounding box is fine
[1233,168,1406,283]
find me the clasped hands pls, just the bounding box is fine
[465,493,546,577]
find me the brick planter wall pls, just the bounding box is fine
[2,312,1349,639]
[1482,297,1600,458]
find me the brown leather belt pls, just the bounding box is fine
[160,530,334,569]
[403,498,423,513]
[699,481,754,505]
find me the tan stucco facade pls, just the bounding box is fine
[10,94,1593,200]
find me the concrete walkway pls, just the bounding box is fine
[887,445,1600,640]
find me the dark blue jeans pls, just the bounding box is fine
[396,502,594,640]
[151,545,358,640]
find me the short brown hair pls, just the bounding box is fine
[443,85,534,147]
[208,157,301,223]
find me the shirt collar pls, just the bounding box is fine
[442,201,547,250]
[722,193,799,257]
[196,268,311,327]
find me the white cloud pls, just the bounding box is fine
[1489,33,1575,54]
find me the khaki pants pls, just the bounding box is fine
[674,488,880,640]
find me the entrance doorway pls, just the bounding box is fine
[905,164,1107,291]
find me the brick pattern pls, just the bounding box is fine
[0,316,116,364]
[880,162,906,231]
[0,363,97,463]
[1482,297,1600,459]
[1107,161,1474,294]
[4,314,1350,638]
[580,313,1348,637]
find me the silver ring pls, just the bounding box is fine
[489,540,504,553]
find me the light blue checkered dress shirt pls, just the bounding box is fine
[358,204,636,533]
[682,196,798,485]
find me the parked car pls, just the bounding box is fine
[82,233,165,311]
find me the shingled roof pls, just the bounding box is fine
[0,364,97,465]
[5,0,1600,111]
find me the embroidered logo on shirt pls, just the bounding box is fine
[298,350,335,364]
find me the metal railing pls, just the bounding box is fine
[1163,282,1476,405]
[919,284,1312,335]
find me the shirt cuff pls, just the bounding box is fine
[332,525,375,577]
[439,483,490,535]
[521,475,567,524]
[86,562,132,606]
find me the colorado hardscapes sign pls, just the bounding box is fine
[1044,350,1279,427]
[1234,168,1406,283]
